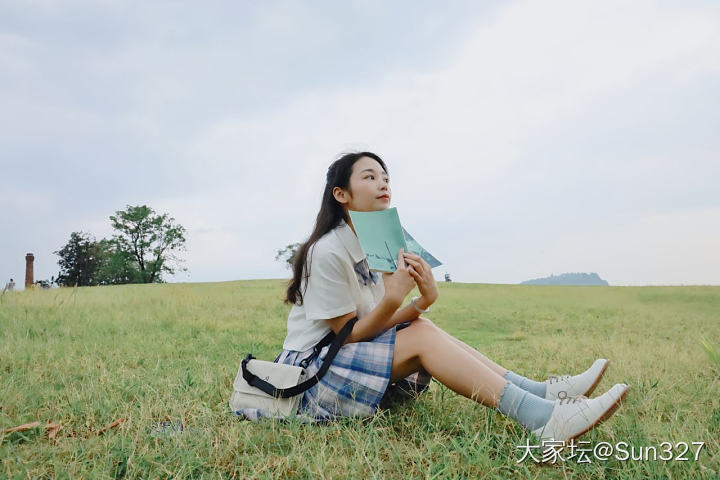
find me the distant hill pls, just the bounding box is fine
[521,272,609,286]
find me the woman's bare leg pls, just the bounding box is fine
[413,317,509,377]
[390,319,508,408]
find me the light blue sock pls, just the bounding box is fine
[496,381,554,431]
[504,370,547,398]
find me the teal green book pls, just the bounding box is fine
[348,207,442,272]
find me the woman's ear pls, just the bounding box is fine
[332,186,349,205]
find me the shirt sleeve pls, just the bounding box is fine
[302,243,356,320]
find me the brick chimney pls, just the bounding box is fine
[25,253,34,288]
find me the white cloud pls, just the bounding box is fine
[159,0,720,285]
[2,0,719,286]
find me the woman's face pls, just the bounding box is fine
[333,156,391,212]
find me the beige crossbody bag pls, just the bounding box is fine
[229,316,358,417]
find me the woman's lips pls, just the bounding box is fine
[378,196,390,201]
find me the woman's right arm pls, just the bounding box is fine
[328,248,416,344]
[326,298,399,344]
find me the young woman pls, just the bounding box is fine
[235,152,630,443]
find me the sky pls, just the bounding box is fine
[1,0,719,288]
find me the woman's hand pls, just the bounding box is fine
[402,252,439,305]
[381,248,417,308]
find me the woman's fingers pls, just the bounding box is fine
[404,257,421,268]
[404,255,433,279]
[397,248,406,270]
[405,253,432,278]
[407,265,423,280]
[403,257,425,275]
[418,257,431,271]
[403,253,429,270]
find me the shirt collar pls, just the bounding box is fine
[334,218,366,264]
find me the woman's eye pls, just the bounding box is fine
[364,175,389,182]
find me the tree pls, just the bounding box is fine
[94,238,143,285]
[54,231,106,287]
[109,205,187,283]
[275,242,301,270]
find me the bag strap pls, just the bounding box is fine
[240,316,358,399]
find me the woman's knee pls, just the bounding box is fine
[393,318,448,374]
[414,316,437,329]
[402,317,440,344]
[414,317,448,339]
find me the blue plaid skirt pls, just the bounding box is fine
[233,321,432,422]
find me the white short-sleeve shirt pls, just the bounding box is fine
[282,218,386,352]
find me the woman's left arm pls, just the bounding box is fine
[382,253,438,329]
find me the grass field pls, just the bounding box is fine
[1,280,718,479]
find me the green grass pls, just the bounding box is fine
[1,281,718,479]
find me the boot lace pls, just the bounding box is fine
[547,375,571,384]
[557,390,589,405]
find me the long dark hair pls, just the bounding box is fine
[284,151,388,305]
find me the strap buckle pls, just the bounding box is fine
[299,343,322,369]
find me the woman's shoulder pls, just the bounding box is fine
[310,226,345,258]
[306,229,351,275]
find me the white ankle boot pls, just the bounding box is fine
[545,358,610,400]
[532,383,630,443]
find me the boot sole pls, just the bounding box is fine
[582,359,610,397]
